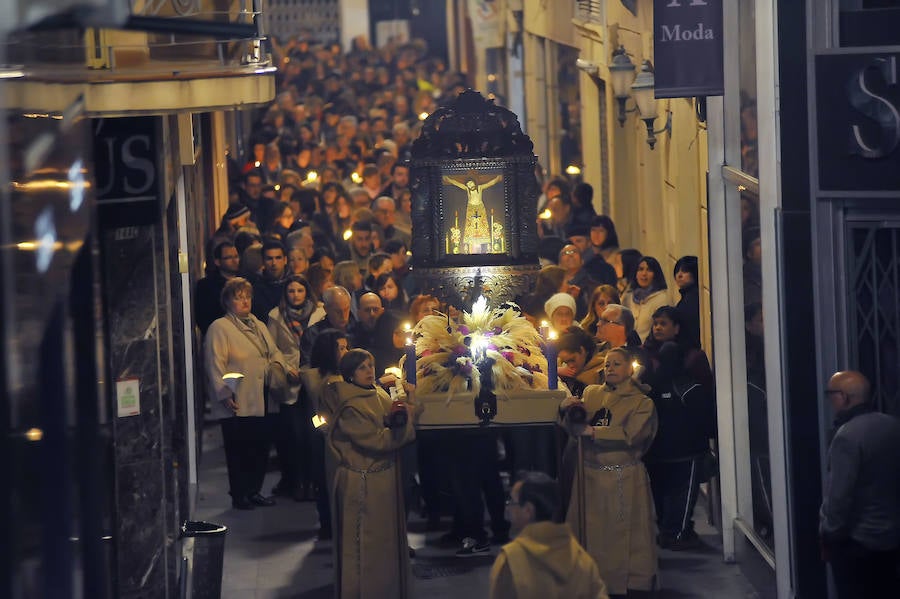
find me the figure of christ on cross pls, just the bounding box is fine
[443,174,503,254]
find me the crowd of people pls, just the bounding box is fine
[197,31,718,599]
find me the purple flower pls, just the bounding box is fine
[458,325,470,335]
[453,344,468,356]
[493,326,502,335]
[501,351,514,362]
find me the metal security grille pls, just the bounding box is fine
[847,222,900,416]
[265,0,339,45]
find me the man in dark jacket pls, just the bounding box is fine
[195,241,240,334]
[250,240,288,323]
[820,370,900,598]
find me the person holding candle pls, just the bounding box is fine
[559,347,659,597]
[204,277,298,510]
[328,349,421,598]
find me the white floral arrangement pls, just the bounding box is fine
[401,296,549,395]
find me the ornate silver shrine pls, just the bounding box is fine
[409,90,541,310]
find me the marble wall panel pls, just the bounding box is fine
[115,459,166,596]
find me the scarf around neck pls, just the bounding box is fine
[280,299,316,343]
[632,284,661,304]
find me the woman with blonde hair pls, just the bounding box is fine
[581,284,621,339]
[205,277,297,509]
[560,347,658,596]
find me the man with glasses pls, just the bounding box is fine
[819,370,900,599]
[196,241,241,334]
[490,471,608,599]
[597,304,635,347]
[559,242,595,320]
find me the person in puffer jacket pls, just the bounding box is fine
[490,471,609,599]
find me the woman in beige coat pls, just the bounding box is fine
[561,347,659,596]
[205,277,296,510]
[328,349,420,599]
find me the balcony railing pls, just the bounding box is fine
[5,0,269,78]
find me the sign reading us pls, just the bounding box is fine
[653,0,724,98]
[93,116,161,227]
[815,52,900,192]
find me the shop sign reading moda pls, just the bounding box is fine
[653,0,724,98]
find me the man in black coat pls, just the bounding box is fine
[820,370,900,599]
[250,240,288,323]
[195,241,240,334]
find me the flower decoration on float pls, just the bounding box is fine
[401,295,549,395]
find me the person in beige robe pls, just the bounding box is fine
[328,349,420,599]
[490,471,609,599]
[561,347,659,596]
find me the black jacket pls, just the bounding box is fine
[644,375,713,463]
[250,274,285,323]
[195,272,229,334]
[676,284,701,349]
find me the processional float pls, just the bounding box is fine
[399,89,566,429]
[399,90,592,544]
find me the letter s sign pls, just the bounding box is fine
[848,56,900,159]
[121,135,155,194]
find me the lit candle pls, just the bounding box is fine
[540,320,549,340]
[405,337,417,384]
[547,330,558,390]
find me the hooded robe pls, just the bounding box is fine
[566,379,658,594]
[328,381,417,598]
[489,521,609,599]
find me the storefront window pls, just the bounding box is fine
[739,0,758,178]
[740,188,772,546]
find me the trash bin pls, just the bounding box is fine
[181,521,227,599]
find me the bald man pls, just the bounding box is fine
[351,292,400,375]
[819,370,900,598]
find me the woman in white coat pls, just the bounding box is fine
[623,256,671,343]
[205,277,296,510]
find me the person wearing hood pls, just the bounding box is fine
[490,471,609,599]
[328,349,421,599]
[560,347,659,597]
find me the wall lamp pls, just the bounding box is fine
[608,47,673,150]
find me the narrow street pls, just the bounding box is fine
[193,424,759,598]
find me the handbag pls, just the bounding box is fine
[266,361,292,405]
[227,313,292,406]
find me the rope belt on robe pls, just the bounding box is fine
[342,459,395,593]
[582,459,641,519]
